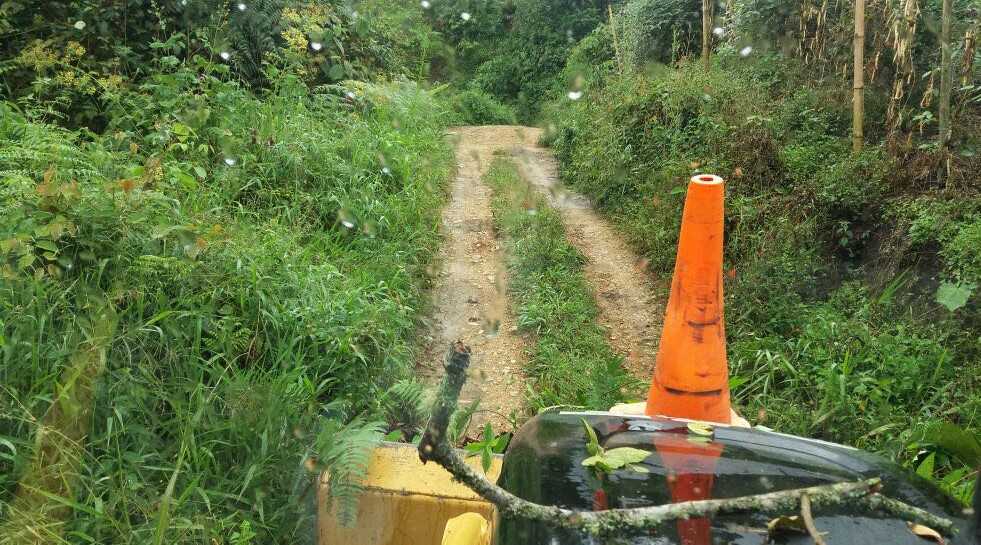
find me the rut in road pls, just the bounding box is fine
[417,125,663,436]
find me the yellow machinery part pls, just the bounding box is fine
[441,513,491,545]
[319,442,502,545]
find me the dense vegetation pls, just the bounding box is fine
[1,1,452,542]
[543,0,981,503]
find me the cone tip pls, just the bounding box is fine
[690,174,723,186]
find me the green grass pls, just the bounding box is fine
[484,155,639,411]
[0,71,451,542]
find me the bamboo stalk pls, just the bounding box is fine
[853,0,866,154]
[938,0,954,152]
[608,3,623,75]
[702,0,713,70]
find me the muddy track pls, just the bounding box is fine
[417,126,663,435]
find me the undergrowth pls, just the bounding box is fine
[484,156,639,411]
[0,67,451,542]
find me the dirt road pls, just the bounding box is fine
[416,126,662,435]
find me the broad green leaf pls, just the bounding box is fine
[481,448,491,473]
[916,452,935,479]
[328,64,345,81]
[193,166,207,179]
[936,282,975,311]
[728,376,749,389]
[580,418,601,456]
[600,447,651,470]
[34,239,58,253]
[925,422,981,467]
[174,171,197,190]
[492,433,511,454]
[581,455,602,468]
[687,422,714,437]
[482,423,493,445]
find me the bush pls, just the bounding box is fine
[438,86,517,125]
[0,74,451,541]
[619,0,702,71]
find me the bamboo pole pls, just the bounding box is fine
[608,3,623,75]
[853,0,866,155]
[702,0,713,70]
[938,0,953,152]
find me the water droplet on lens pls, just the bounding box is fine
[180,0,187,5]
[338,210,356,229]
[567,91,583,100]
[712,27,723,36]
[237,3,246,11]
[220,51,230,61]
[223,156,238,166]
[483,319,501,338]
[740,46,753,57]
[460,12,471,21]
[310,41,322,51]
[347,91,356,99]
[421,0,431,8]
[382,167,391,175]
[526,209,537,216]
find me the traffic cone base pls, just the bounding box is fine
[647,379,731,424]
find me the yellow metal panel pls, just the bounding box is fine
[319,442,501,545]
[441,513,491,545]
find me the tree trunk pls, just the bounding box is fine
[853,0,866,155]
[938,0,954,152]
[702,0,713,71]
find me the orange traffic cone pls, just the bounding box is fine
[645,174,731,424]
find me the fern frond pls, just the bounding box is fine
[315,414,385,527]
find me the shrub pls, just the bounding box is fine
[0,75,451,541]
[619,0,701,71]
[439,86,517,125]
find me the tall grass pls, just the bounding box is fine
[0,70,451,542]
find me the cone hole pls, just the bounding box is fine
[691,174,723,185]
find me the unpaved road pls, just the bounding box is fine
[417,126,662,435]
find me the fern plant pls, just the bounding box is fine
[313,410,386,527]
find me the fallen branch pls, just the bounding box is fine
[418,342,958,538]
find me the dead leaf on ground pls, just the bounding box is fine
[907,522,946,543]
